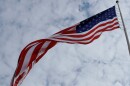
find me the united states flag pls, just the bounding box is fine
[11,6,119,86]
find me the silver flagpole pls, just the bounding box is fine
[116,0,130,55]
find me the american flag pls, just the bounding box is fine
[11,6,119,86]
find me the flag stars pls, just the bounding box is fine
[79,30,82,33]
[82,28,85,30]
[82,22,85,24]
[76,6,116,33]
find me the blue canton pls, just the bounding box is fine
[76,6,117,33]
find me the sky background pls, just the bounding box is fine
[1,0,130,86]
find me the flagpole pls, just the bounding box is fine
[116,0,130,55]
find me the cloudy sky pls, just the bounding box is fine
[1,0,130,86]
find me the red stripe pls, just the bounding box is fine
[105,26,119,31]
[53,24,77,35]
[27,42,44,67]
[36,40,57,62]
[14,72,24,86]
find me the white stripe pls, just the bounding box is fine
[68,26,76,31]
[24,42,38,50]
[50,26,76,38]
[50,20,119,40]
[36,41,51,58]
[49,26,119,43]
[20,42,40,74]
